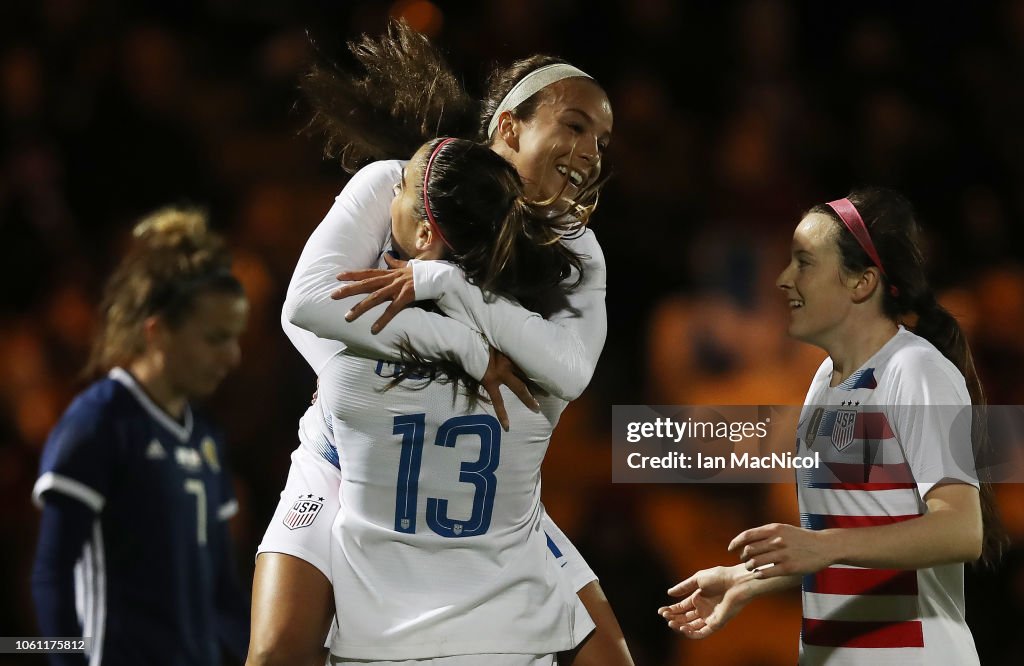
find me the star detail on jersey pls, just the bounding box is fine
[201,437,220,472]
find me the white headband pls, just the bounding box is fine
[486,63,593,138]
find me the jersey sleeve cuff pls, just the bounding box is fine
[411,259,460,301]
[919,477,980,501]
[33,472,105,512]
[463,332,491,382]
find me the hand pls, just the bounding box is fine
[658,564,753,639]
[331,255,414,334]
[729,523,834,578]
[480,347,540,432]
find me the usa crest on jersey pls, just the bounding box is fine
[283,494,323,530]
[832,409,858,452]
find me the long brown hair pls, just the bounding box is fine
[301,20,478,172]
[300,20,607,224]
[412,138,582,302]
[387,138,585,399]
[814,188,1007,567]
[84,207,243,377]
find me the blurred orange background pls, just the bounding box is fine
[2,1,1023,664]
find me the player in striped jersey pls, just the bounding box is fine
[31,209,251,666]
[660,189,1002,665]
[248,22,630,666]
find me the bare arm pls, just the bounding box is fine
[563,581,634,666]
[334,230,608,400]
[659,563,800,639]
[733,484,982,576]
[246,553,333,666]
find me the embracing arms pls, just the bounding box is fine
[412,230,607,401]
[334,229,608,401]
[281,161,490,380]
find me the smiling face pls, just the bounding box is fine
[491,77,613,207]
[776,213,859,347]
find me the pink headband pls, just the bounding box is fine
[826,197,899,297]
[422,138,456,251]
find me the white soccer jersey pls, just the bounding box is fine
[796,327,979,665]
[280,159,607,399]
[259,440,596,593]
[311,353,591,659]
[261,159,608,658]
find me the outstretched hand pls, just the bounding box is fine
[331,254,415,334]
[481,347,540,431]
[658,565,753,639]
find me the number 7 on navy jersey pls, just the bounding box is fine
[393,413,501,537]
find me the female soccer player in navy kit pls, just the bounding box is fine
[32,209,251,666]
[248,21,630,666]
[660,189,1003,665]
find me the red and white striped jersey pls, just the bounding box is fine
[796,327,979,665]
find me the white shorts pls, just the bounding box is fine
[259,444,599,593]
[329,655,556,666]
[257,444,341,580]
[539,508,598,593]
[262,442,597,656]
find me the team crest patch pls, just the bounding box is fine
[831,409,858,452]
[283,494,324,530]
[201,437,220,472]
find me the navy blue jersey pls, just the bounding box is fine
[33,368,246,666]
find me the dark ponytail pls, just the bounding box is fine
[301,20,479,172]
[469,190,585,303]
[413,138,583,305]
[387,138,585,400]
[815,188,1006,567]
[912,292,974,383]
[908,296,1004,569]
